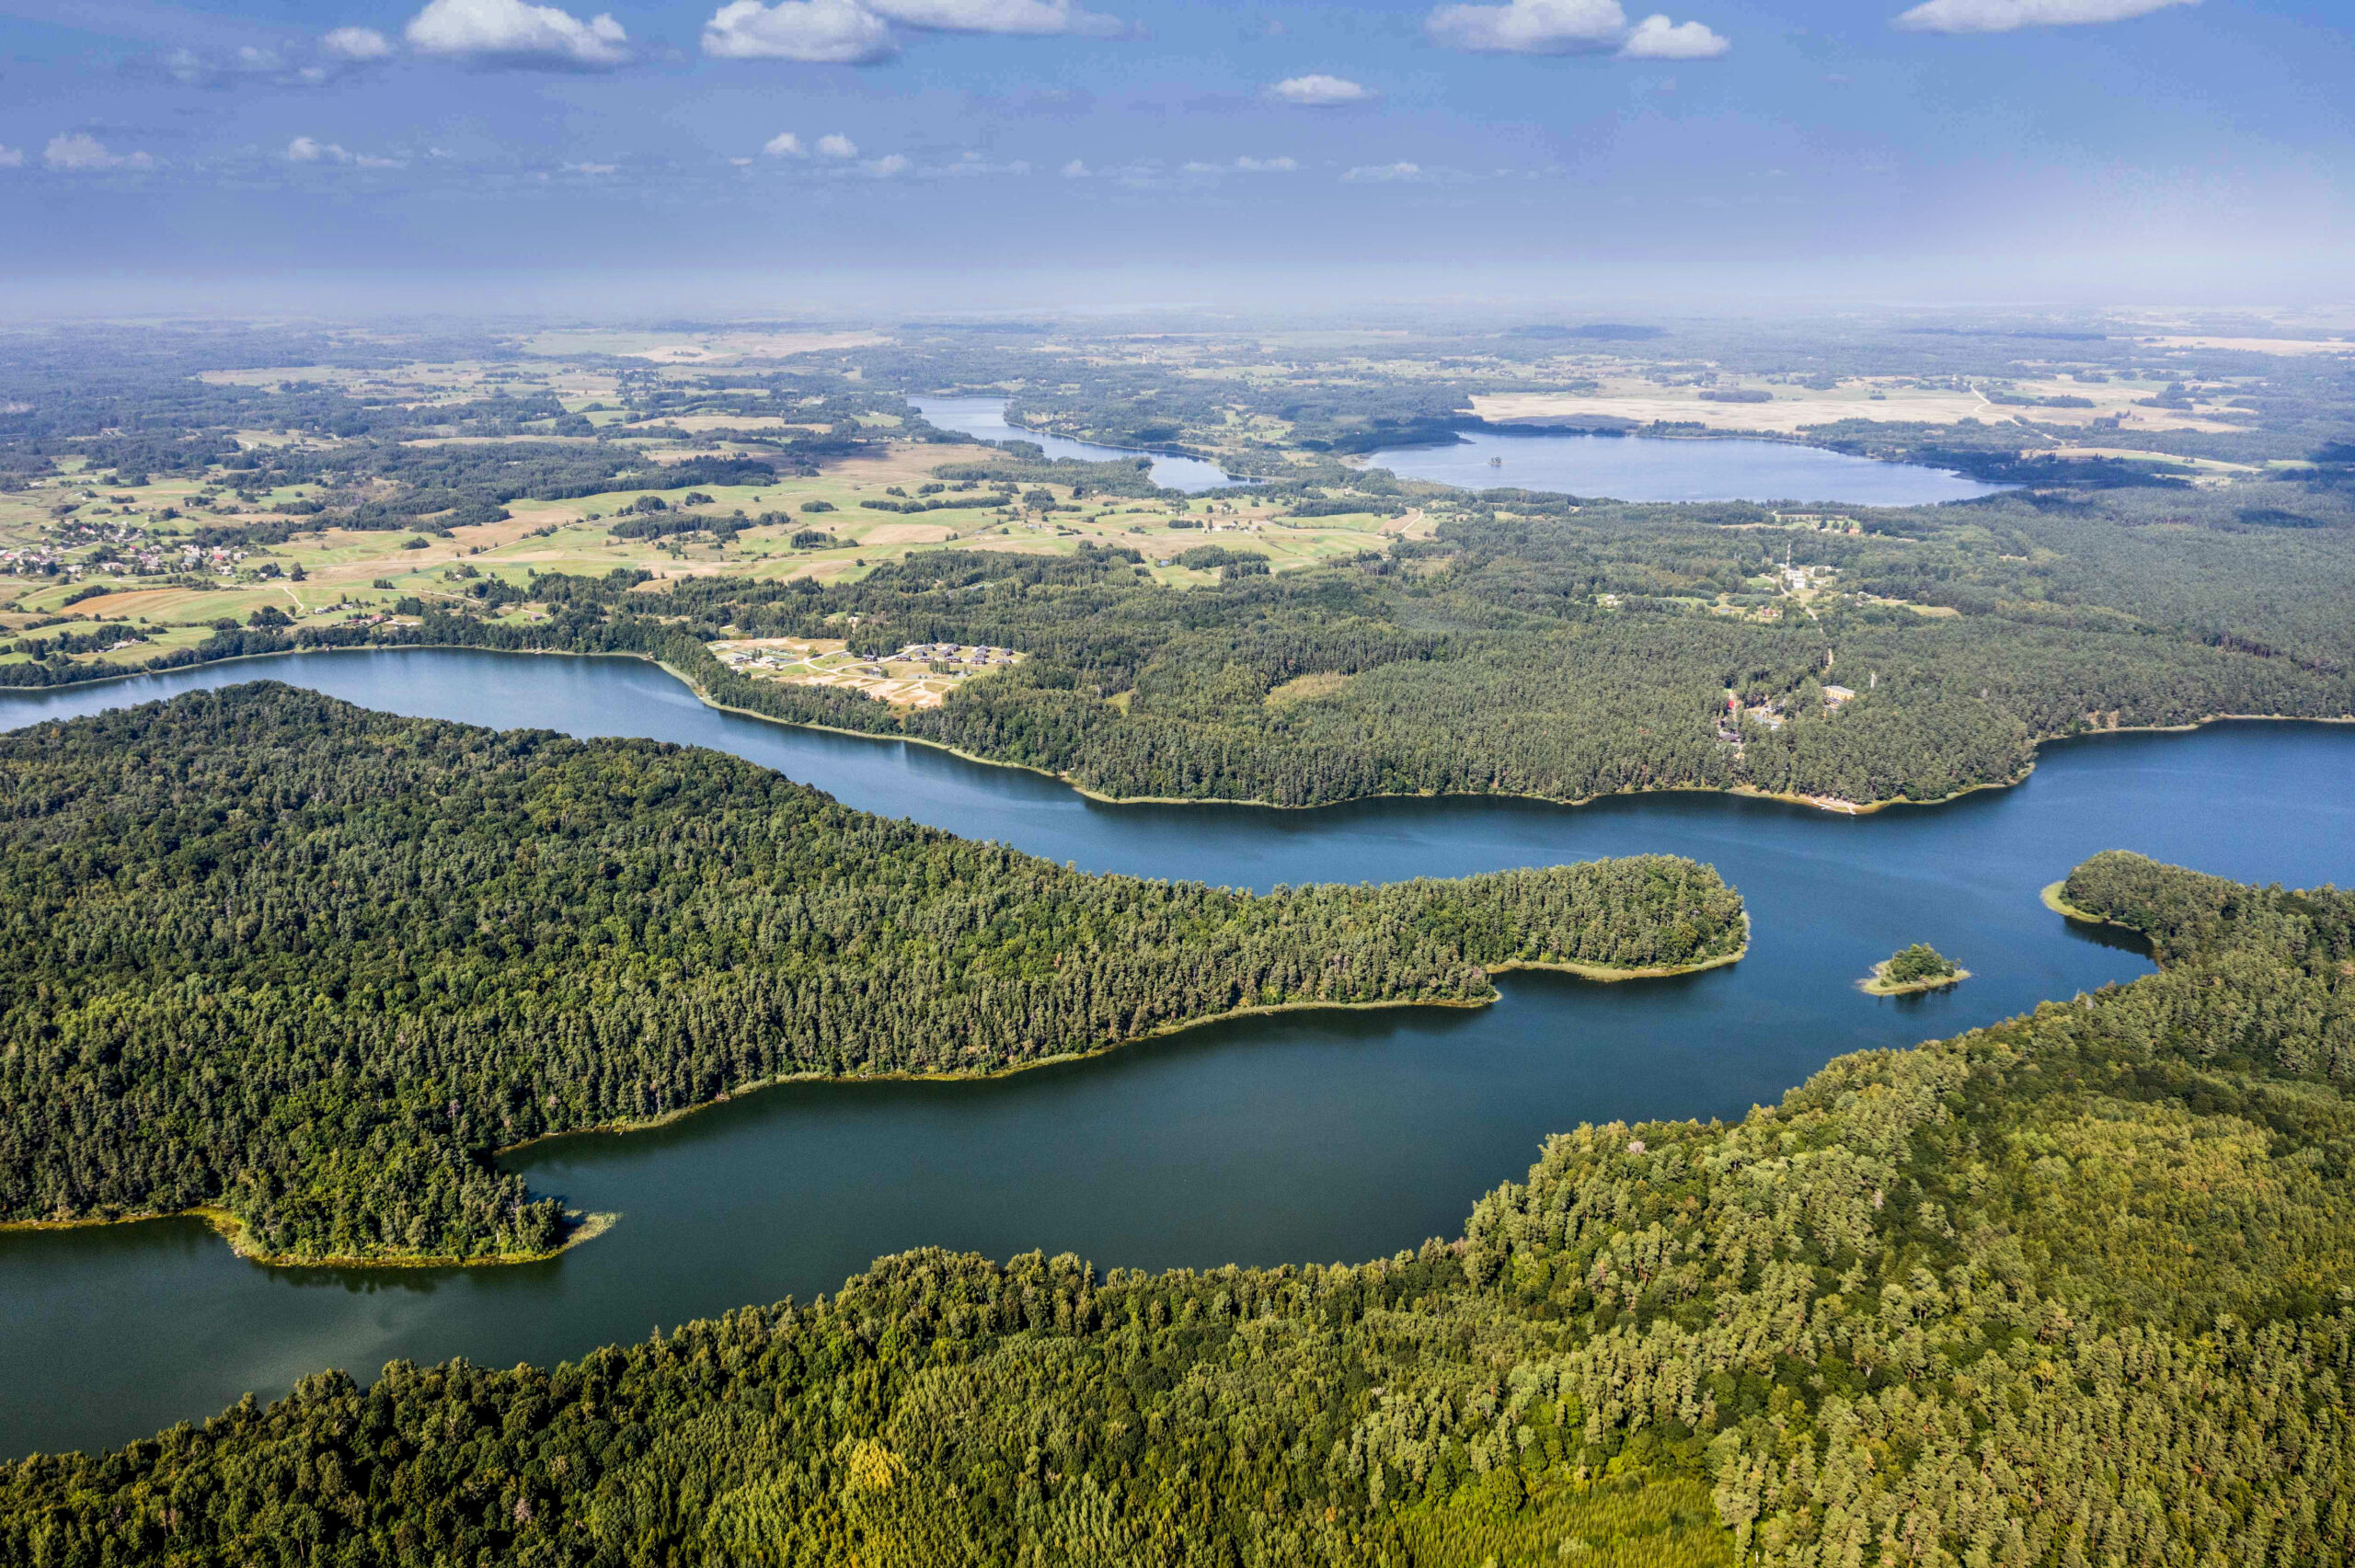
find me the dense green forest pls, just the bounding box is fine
[187,464,2353,811]
[4,850,2346,1564]
[0,685,1743,1264]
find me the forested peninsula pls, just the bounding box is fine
[0,684,1745,1265]
[3,850,2346,1565]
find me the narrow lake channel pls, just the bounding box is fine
[3,648,2349,1457]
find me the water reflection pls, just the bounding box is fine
[0,651,2347,1457]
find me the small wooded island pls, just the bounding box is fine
[0,684,1748,1266]
[1863,943,1970,995]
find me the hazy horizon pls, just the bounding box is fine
[3,0,2349,315]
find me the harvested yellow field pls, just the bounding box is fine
[2141,336,2355,357]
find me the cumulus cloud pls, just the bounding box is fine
[764,132,809,156]
[1343,161,1422,181]
[1061,157,1089,177]
[43,133,154,172]
[1269,74,1372,105]
[288,136,405,167]
[867,152,911,176]
[1620,13,1728,55]
[1893,0,2195,30]
[866,0,1120,34]
[1234,155,1298,172]
[1427,0,1626,52]
[1426,0,1728,57]
[0,145,23,168]
[405,0,631,68]
[322,26,396,59]
[704,0,896,60]
[818,132,860,157]
[702,0,1118,60]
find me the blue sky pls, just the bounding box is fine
[1,0,2348,312]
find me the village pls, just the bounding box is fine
[710,635,1022,709]
[2,513,250,581]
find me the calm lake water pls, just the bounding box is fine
[3,648,2349,1458]
[913,396,1254,493]
[1362,427,2006,506]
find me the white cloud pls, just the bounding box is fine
[702,0,898,61]
[1428,0,1727,56]
[818,132,859,157]
[43,133,154,172]
[1620,13,1728,55]
[867,152,911,176]
[1181,155,1302,177]
[1061,157,1089,177]
[866,0,1120,35]
[287,136,404,167]
[0,145,23,168]
[1427,0,1626,52]
[564,160,619,174]
[1893,0,2195,31]
[764,132,808,156]
[1269,74,1372,106]
[1343,161,1422,181]
[405,0,631,67]
[321,26,395,60]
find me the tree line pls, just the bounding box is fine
[2,851,2346,1564]
[0,684,1744,1264]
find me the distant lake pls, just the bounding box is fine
[914,396,1253,493]
[1,649,2349,1457]
[1362,427,2007,506]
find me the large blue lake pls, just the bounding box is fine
[1362,427,2007,506]
[1,648,2348,1457]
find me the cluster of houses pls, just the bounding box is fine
[893,642,1017,669]
[1716,683,1858,744]
[5,517,249,580]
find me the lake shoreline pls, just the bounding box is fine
[495,934,1750,1159]
[1860,961,1971,997]
[13,643,2345,825]
[0,940,1748,1274]
[0,1206,622,1270]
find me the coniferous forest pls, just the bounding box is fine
[2,851,2346,1565]
[0,684,1744,1264]
[113,481,2355,815]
